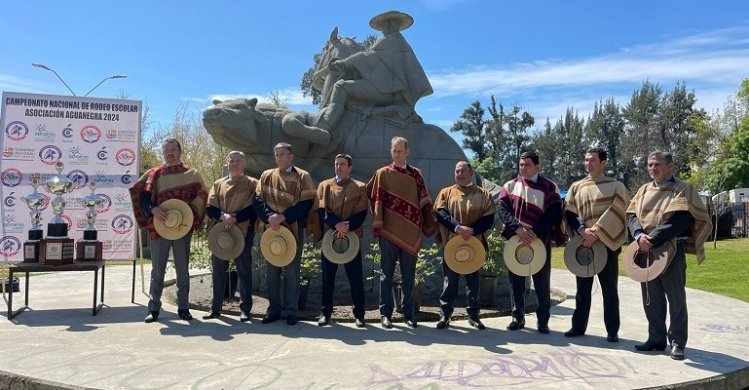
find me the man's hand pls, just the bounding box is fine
[221,213,236,229]
[517,226,537,245]
[637,234,653,252]
[456,225,474,240]
[151,206,167,222]
[334,221,350,238]
[268,213,286,231]
[580,227,599,247]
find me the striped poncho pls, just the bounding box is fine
[130,163,208,240]
[255,167,318,240]
[565,176,629,251]
[626,178,711,264]
[367,164,436,256]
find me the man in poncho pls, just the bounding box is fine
[627,151,711,360]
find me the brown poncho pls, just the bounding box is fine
[255,167,318,240]
[317,178,368,238]
[434,184,495,248]
[207,175,258,236]
[565,176,629,251]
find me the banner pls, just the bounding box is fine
[1,91,141,261]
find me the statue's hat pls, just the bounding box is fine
[370,10,414,32]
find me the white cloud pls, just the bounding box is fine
[427,26,749,114]
[0,74,45,94]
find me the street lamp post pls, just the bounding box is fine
[83,75,128,97]
[31,63,127,97]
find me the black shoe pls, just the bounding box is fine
[607,333,619,342]
[671,345,685,360]
[202,311,221,320]
[354,317,366,328]
[405,319,418,329]
[317,315,330,326]
[468,317,486,330]
[507,318,525,331]
[144,311,159,323]
[537,323,550,334]
[634,341,667,351]
[564,328,585,337]
[436,315,450,329]
[178,310,193,321]
[381,316,393,329]
[261,313,281,324]
[240,312,251,322]
[286,315,298,326]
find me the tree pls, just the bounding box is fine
[450,100,490,160]
[585,98,625,180]
[488,102,535,184]
[707,123,749,193]
[620,80,663,190]
[300,34,376,106]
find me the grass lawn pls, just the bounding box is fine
[550,237,749,302]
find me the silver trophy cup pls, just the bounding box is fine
[43,161,74,238]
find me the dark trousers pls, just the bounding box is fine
[641,242,688,348]
[210,233,254,314]
[570,247,620,335]
[379,237,417,320]
[508,241,552,325]
[320,251,365,319]
[149,233,192,312]
[439,260,480,318]
[267,227,304,317]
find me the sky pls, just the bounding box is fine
[2,0,749,145]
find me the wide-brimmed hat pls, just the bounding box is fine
[208,223,245,261]
[444,235,485,274]
[260,226,297,267]
[153,199,193,240]
[369,10,414,32]
[622,240,675,282]
[564,235,608,277]
[321,230,360,264]
[503,235,547,276]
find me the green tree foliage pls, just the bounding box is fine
[707,112,749,193]
[584,98,625,179]
[450,100,490,160]
[488,101,535,184]
[300,34,376,106]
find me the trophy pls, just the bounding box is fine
[75,181,103,261]
[20,173,43,262]
[39,161,75,265]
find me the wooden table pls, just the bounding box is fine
[7,261,105,319]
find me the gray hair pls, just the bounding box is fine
[647,151,673,164]
[273,142,293,154]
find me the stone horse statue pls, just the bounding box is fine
[202,11,497,197]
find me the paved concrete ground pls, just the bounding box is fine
[1,263,747,390]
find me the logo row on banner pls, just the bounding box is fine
[0,91,142,261]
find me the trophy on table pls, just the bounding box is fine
[20,173,44,262]
[40,161,75,265]
[76,181,104,261]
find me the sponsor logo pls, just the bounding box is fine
[68,170,90,189]
[5,121,29,141]
[39,145,63,165]
[80,125,101,143]
[115,148,136,166]
[1,168,22,187]
[104,128,137,143]
[96,193,112,214]
[111,214,134,234]
[121,173,132,184]
[62,124,74,139]
[97,146,108,161]
[2,147,35,161]
[4,192,16,207]
[76,218,88,229]
[66,146,89,165]
[0,236,22,257]
[114,193,132,210]
[94,171,115,186]
[102,240,113,251]
[34,123,55,141]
